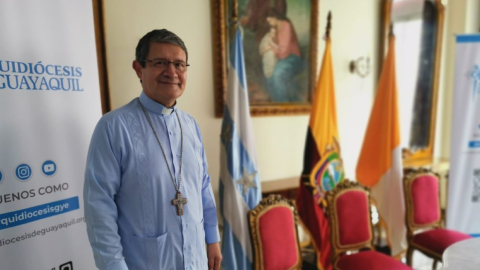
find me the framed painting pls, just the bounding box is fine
[212,0,319,117]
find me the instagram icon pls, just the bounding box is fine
[59,261,73,270]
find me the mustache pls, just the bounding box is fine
[158,79,179,84]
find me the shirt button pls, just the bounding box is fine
[184,246,188,251]
[169,131,173,135]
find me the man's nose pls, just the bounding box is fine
[163,63,177,77]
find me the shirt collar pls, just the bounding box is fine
[139,91,176,115]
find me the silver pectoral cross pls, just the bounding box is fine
[172,192,188,216]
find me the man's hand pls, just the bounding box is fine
[207,242,222,270]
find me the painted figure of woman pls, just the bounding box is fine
[264,8,305,102]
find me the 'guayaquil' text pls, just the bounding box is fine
[0,75,83,91]
[0,60,84,91]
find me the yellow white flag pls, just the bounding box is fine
[356,35,406,256]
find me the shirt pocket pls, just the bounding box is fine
[130,232,172,270]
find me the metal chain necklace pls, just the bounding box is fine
[138,98,187,216]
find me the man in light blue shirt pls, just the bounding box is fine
[84,29,222,270]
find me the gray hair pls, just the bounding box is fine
[135,29,188,68]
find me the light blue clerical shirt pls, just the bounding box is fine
[84,92,220,270]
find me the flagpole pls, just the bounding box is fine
[220,1,263,269]
[226,0,239,78]
[297,10,345,270]
[230,0,239,46]
[356,18,407,256]
[325,11,331,39]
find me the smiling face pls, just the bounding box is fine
[133,42,187,107]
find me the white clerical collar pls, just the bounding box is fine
[139,91,176,115]
[161,107,173,115]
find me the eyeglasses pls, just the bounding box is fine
[142,59,190,72]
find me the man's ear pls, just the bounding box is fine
[132,60,143,79]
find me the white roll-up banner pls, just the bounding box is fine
[0,1,100,269]
[447,34,480,237]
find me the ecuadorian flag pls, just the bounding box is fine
[296,35,344,270]
[219,27,262,270]
[356,34,407,256]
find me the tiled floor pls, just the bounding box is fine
[411,251,443,270]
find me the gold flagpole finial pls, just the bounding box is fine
[326,11,332,39]
[232,0,238,22]
[229,0,239,45]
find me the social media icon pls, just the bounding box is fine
[0,170,3,184]
[42,160,57,176]
[15,164,32,181]
[45,165,54,172]
[59,261,73,270]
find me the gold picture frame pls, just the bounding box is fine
[211,0,319,117]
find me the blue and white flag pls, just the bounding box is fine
[220,28,262,270]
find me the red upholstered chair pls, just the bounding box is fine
[404,168,472,268]
[248,194,302,270]
[326,180,412,270]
